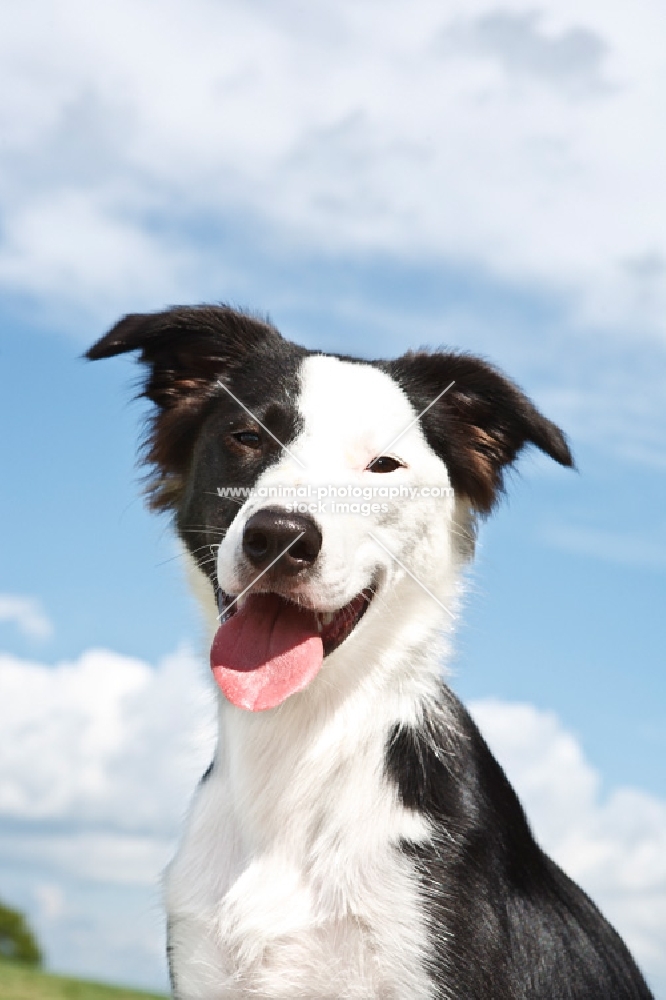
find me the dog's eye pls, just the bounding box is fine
[230,430,262,450]
[367,456,404,473]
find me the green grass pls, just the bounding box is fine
[0,961,167,1000]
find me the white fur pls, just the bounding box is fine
[165,356,474,998]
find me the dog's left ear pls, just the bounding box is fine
[382,351,574,514]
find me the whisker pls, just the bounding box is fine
[204,490,246,506]
[178,526,227,536]
[195,555,217,569]
[155,550,196,570]
[154,543,220,571]
[187,542,220,556]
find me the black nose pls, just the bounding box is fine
[242,507,322,575]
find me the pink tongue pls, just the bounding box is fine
[210,594,324,712]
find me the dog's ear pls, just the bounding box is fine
[86,304,279,406]
[382,351,574,514]
[86,305,282,510]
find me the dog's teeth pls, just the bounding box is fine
[315,614,323,633]
[321,612,335,626]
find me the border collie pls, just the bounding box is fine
[88,306,653,1000]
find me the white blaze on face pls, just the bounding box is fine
[295,354,423,475]
[216,354,457,612]
[293,354,456,598]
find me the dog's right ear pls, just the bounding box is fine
[86,305,282,510]
[86,304,279,407]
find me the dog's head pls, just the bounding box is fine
[88,306,572,711]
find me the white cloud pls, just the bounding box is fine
[470,698,666,995]
[0,189,197,315]
[0,594,53,640]
[0,827,174,889]
[0,646,215,830]
[0,0,665,336]
[445,10,608,91]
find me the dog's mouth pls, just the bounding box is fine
[210,586,375,713]
[216,587,374,657]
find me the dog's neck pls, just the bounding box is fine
[199,571,462,858]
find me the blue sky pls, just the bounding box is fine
[0,0,665,994]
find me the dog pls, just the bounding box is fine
[88,305,654,999]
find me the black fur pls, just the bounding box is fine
[386,688,653,999]
[380,351,574,513]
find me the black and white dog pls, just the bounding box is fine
[88,306,653,1000]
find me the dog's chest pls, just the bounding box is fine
[165,712,435,1000]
